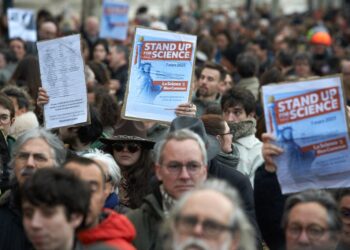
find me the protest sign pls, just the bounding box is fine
[7,8,36,42]
[262,75,350,193]
[122,27,197,122]
[100,0,129,40]
[37,34,89,129]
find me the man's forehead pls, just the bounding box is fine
[202,68,220,77]
[225,105,244,111]
[0,105,10,114]
[162,139,204,160]
[182,190,234,219]
[20,138,52,153]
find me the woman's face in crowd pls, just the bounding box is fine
[93,44,107,62]
[113,142,142,168]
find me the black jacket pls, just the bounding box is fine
[0,187,33,250]
[254,165,287,250]
[209,157,263,250]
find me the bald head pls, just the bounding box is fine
[38,21,58,41]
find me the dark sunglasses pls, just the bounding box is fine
[112,142,141,153]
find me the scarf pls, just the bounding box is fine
[228,118,257,141]
[216,145,240,169]
[160,184,176,217]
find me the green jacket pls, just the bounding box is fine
[126,190,165,250]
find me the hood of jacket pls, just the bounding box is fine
[78,209,136,250]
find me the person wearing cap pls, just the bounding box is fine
[308,26,338,76]
[100,119,155,209]
[126,129,208,250]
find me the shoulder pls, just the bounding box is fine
[126,193,163,224]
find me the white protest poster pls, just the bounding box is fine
[122,27,197,122]
[100,0,129,40]
[7,8,37,42]
[262,75,350,194]
[37,34,89,129]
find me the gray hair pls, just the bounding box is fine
[282,189,342,238]
[167,179,255,250]
[83,149,121,192]
[10,127,66,169]
[154,129,207,165]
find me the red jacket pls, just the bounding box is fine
[78,209,136,250]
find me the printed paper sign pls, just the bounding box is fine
[122,27,197,122]
[37,34,89,129]
[262,76,350,193]
[100,0,129,40]
[7,8,37,42]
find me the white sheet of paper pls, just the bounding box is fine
[7,8,37,42]
[37,34,88,129]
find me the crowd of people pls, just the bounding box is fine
[0,1,349,250]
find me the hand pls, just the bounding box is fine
[37,87,49,106]
[175,103,197,117]
[262,133,283,173]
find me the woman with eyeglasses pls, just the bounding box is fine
[201,114,239,170]
[101,119,155,209]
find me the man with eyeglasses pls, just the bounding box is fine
[282,189,342,250]
[0,93,16,193]
[166,179,255,250]
[0,127,66,250]
[335,188,350,249]
[127,129,209,250]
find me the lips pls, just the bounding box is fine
[175,185,194,191]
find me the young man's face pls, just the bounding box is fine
[0,104,14,136]
[22,203,82,250]
[223,104,253,123]
[198,68,221,99]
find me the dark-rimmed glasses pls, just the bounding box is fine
[286,224,329,241]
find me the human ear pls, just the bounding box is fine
[155,164,163,181]
[70,213,84,229]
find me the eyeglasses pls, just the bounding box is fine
[286,224,329,241]
[163,161,203,175]
[16,152,51,163]
[175,215,236,238]
[112,142,141,153]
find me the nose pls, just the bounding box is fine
[192,221,204,237]
[26,154,36,167]
[298,229,311,243]
[227,113,237,122]
[29,211,43,229]
[178,166,191,179]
